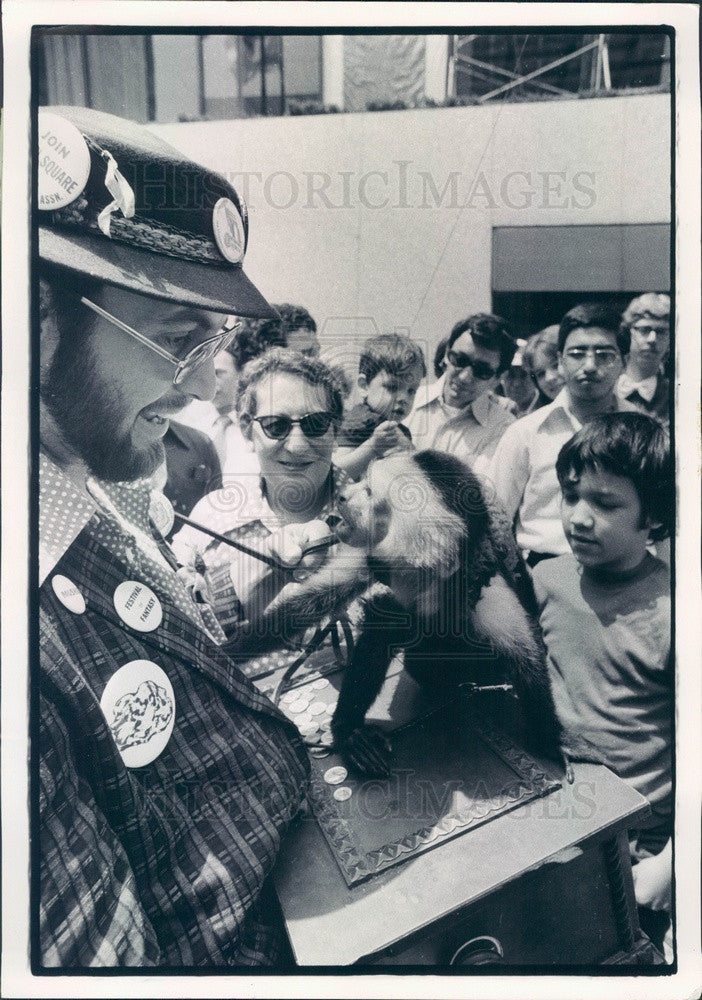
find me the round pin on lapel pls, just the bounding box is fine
[38,110,91,211]
[100,659,175,767]
[51,574,86,614]
[114,580,163,632]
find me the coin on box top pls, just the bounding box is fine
[333,786,353,802]
[323,765,348,785]
[309,701,327,716]
[311,678,329,690]
[298,722,319,737]
[308,746,331,758]
[320,732,334,746]
[288,699,310,714]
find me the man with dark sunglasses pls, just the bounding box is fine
[37,106,332,968]
[405,313,517,475]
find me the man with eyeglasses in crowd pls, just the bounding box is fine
[488,302,636,568]
[405,313,517,476]
[37,106,333,967]
[616,293,671,426]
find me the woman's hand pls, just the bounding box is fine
[228,519,336,623]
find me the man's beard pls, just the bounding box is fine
[42,330,171,483]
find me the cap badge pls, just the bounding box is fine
[97,148,136,237]
[38,110,91,211]
[212,197,245,264]
[100,660,175,768]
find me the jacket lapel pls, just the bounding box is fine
[50,526,289,723]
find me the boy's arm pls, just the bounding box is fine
[334,439,378,480]
[335,421,411,481]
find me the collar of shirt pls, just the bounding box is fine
[537,387,583,432]
[39,451,97,586]
[410,374,497,427]
[177,399,237,436]
[412,374,446,412]
[618,372,658,403]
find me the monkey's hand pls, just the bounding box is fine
[334,725,392,778]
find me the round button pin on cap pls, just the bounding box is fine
[114,581,163,632]
[212,197,245,264]
[51,574,86,614]
[100,660,175,768]
[38,111,91,211]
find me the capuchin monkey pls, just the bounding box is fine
[264,450,568,779]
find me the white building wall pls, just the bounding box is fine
[152,93,670,372]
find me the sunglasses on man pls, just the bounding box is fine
[81,296,239,387]
[445,350,499,381]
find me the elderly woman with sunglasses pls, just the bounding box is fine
[171,349,354,657]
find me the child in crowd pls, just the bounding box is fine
[532,412,673,956]
[521,325,564,410]
[335,333,426,480]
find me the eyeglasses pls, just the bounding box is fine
[445,350,499,381]
[253,412,335,440]
[80,296,239,387]
[563,347,619,368]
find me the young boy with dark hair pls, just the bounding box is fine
[336,332,426,479]
[532,411,673,955]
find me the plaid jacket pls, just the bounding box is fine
[39,523,309,967]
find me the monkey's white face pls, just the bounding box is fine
[335,454,430,552]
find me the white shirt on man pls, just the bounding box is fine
[177,399,259,480]
[405,374,514,475]
[487,388,637,556]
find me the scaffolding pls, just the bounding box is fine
[448,33,670,103]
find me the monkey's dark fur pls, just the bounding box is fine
[266,450,566,777]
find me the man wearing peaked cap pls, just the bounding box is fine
[37,106,331,967]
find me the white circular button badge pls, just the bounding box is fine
[38,111,91,211]
[212,197,246,264]
[51,574,86,614]
[113,581,163,632]
[100,660,175,768]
